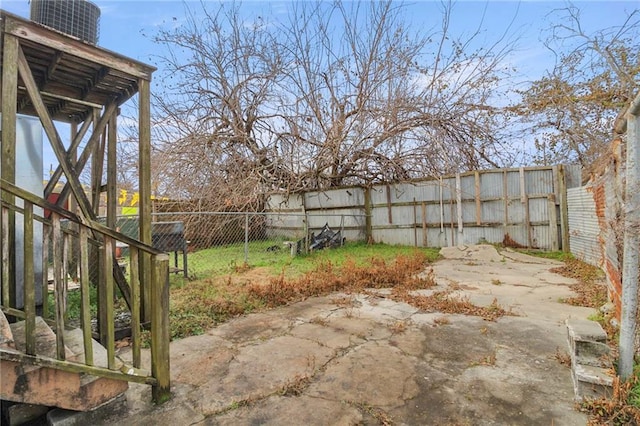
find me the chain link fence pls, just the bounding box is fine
[50,212,365,283]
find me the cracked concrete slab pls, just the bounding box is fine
[101,244,592,425]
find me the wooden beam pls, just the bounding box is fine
[107,110,118,229]
[23,202,36,356]
[4,14,155,80]
[1,33,19,308]
[79,226,93,367]
[44,116,93,199]
[56,103,117,209]
[139,78,153,322]
[0,349,157,385]
[150,254,171,404]
[16,45,94,222]
[474,171,481,225]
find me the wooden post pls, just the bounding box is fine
[557,165,570,252]
[103,236,116,370]
[548,194,559,251]
[151,253,171,404]
[503,170,509,238]
[421,201,427,247]
[91,109,106,215]
[364,187,372,243]
[386,184,393,224]
[1,206,10,307]
[52,213,66,360]
[139,78,152,322]
[23,201,36,355]
[2,33,18,307]
[41,224,50,319]
[130,247,141,369]
[79,226,93,367]
[456,174,463,244]
[413,198,418,247]
[474,171,481,225]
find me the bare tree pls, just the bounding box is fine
[150,0,520,206]
[518,5,640,171]
[150,1,287,208]
[277,1,518,187]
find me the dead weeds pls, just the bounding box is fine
[582,376,640,425]
[552,258,607,308]
[395,291,513,322]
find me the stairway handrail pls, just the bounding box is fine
[1,178,162,256]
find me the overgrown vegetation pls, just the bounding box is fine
[582,375,640,426]
[169,244,440,339]
[167,242,514,340]
[551,258,608,308]
[522,251,640,423]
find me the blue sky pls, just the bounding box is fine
[1,0,638,177]
[2,0,637,85]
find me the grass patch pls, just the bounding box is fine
[168,244,439,339]
[518,249,574,262]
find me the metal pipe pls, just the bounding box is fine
[619,111,640,380]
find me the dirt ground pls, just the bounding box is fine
[94,244,595,425]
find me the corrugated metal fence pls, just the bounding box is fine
[566,142,625,314]
[266,165,581,250]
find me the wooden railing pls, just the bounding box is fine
[0,179,170,404]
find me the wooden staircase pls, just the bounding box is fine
[1,179,171,413]
[0,310,128,411]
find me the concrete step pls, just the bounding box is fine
[573,363,614,401]
[1,316,129,412]
[566,318,614,401]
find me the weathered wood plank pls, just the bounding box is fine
[3,14,155,80]
[17,45,94,222]
[557,165,570,252]
[52,213,66,360]
[41,224,50,319]
[150,254,171,404]
[139,78,153,322]
[79,226,93,366]
[130,247,141,369]
[2,179,162,255]
[1,34,18,307]
[44,116,93,200]
[0,348,156,385]
[548,194,559,251]
[475,171,481,225]
[103,236,116,370]
[23,201,36,355]
[1,206,10,307]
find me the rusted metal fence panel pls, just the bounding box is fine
[567,186,601,266]
[265,165,580,250]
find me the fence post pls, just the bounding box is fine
[151,253,171,404]
[364,187,372,243]
[244,213,249,264]
[548,194,559,251]
[619,102,640,380]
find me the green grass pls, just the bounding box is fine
[183,240,441,282]
[516,249,574,262]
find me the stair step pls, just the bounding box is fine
[566,318,607,343]
[573,363,614,401]
[574,340,611,368]
[9,317,74,359]
[1,316,129,412]
[0,310,15,349]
